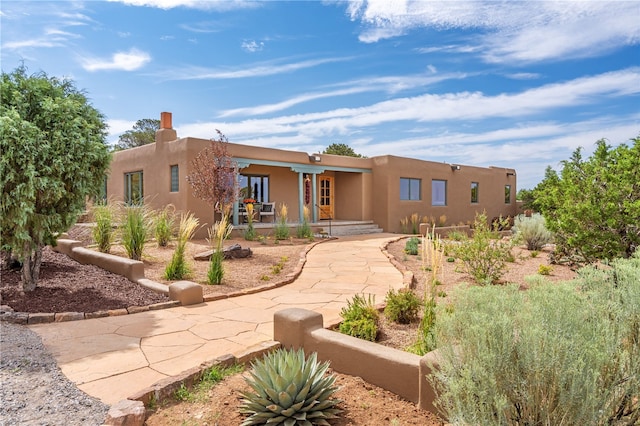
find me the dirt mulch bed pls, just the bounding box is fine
[145,368,444,426]
[0,247,168,313]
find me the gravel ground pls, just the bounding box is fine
[0,322,109,426]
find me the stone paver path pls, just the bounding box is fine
[29,234,404,404]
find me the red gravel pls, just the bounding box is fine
[1,247,168,313]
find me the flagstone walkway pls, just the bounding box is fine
[28,234,404,404]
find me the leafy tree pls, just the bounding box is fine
[113,118,160,151]
[185,130,237,214]
[516,188,535,211]
[323,142,365,158]
[0,66,111,291]
[533,137,640,262]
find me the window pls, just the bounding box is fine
[99,175,107,203]
[432,180,447,206]
[239,174,269,202]
[170,165,179,192]
[471,182,479,203]
[124,171,143,205]
[505,185,512,204]
[400,178,421,200]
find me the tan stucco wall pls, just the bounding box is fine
[372,155,517,233]
[106,120,516,236]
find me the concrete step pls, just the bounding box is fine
[317,221,384,236]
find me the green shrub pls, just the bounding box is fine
[450,212,513,285]
[537,264,553,275]
[91,203,115,253]
[154,206,175,247]
[404,236,420,255]
[339,294,379,341]
[239,348,341,425]
[120,204,151,260]
[512,213,553,250]
[384,288,420,324]
[429,253,640,425]
[296,205,313,238]
[164,213,199,280]
[447,230,468,241]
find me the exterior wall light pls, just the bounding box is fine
[506,172,516,177]
[450,164,461,171]
[309,154,321,162]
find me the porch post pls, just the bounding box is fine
[298,172,304,223]
[312,173,318,223]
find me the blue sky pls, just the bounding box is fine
[2,0,639,189]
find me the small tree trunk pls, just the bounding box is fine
[21,243,43,292]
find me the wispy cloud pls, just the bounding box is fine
[156,56,353,80]
[173,68,640,153]
[347,1,640,63]
[81,48,151,71]
[219,71,470,117]
[107,0,260,11]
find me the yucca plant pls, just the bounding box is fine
[239,348,341,426]
[164,212,199,280]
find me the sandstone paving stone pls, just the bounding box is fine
[78,367,169,405]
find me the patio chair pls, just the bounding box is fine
[260,202,275,222]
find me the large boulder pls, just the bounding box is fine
[193,244,252,261]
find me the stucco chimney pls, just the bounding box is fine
[156,111,177,144]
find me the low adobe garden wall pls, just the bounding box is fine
[53,239,203,305]
[274,307,441,414]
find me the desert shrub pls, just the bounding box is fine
[339,294,379,341]
[537,264,553,275]
[429,253,640,425]
[120,204,151,260]
[243,203,257,241]
[410,212,420,234]
[384,288,420,324]
[447,230,467,241]
[274,203,290,240]
[164,213,199,280]
[239,348,341,425]
[404,236,420,255]
[91,203,115,253]
[296,206,313,238]
[450,212,514,285]
[154,205,175,247]
[207,215,233,285]
[400,216,409,234]
[512,213,553,250]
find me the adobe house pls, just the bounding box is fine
[105,112,517,237]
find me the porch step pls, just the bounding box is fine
[317,221,384,237]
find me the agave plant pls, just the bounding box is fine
[239,348,341,426]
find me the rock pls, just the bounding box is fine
[193,244,253,261]
[104,399,146,426]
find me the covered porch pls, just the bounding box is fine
[229,157,373,228]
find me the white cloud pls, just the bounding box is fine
[347,1,640,63]
[241,40,265,53]
[107,0,260,11]
[81,48,151,72]
[157,56,353,80]
[219,71,469,117]
[173,68,640,167]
